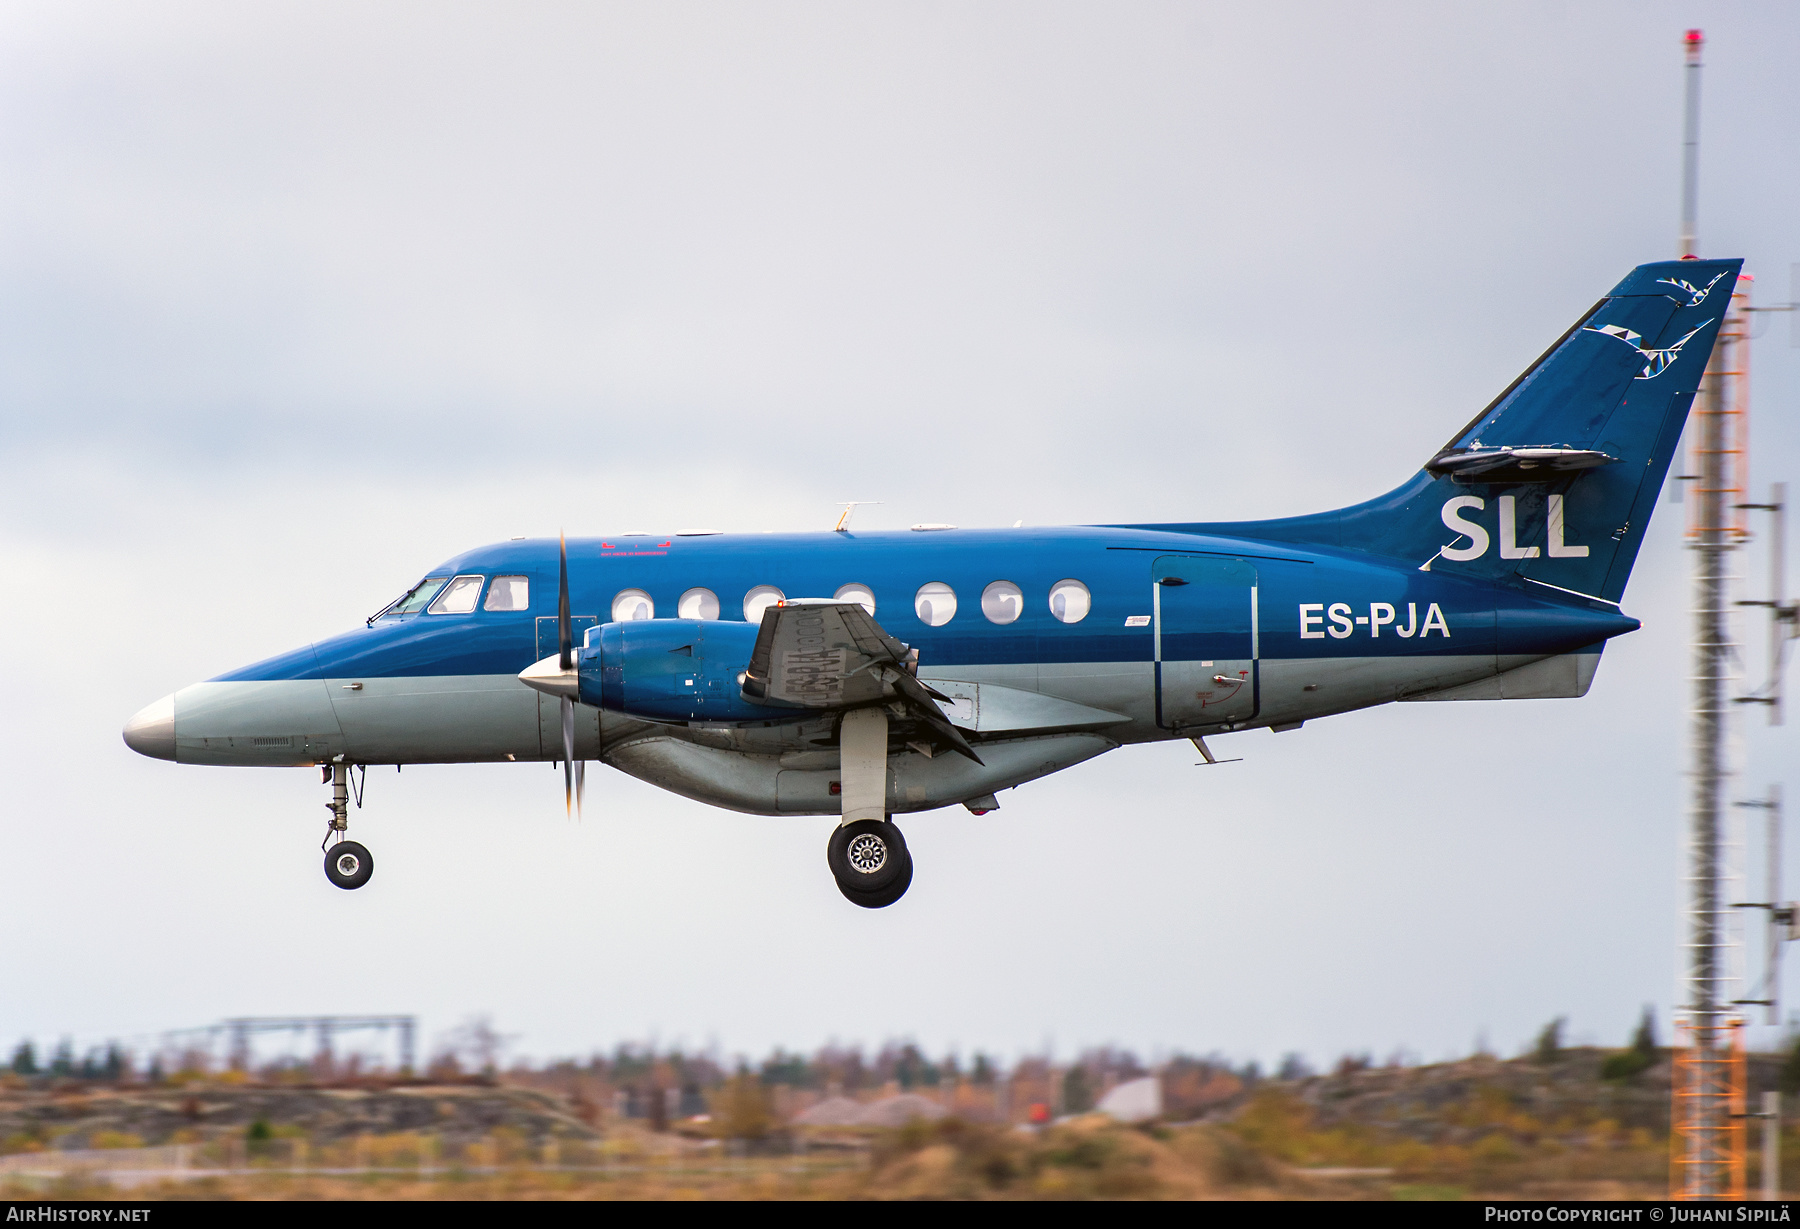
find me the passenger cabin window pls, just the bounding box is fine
[484,575,530,611]
[679,587,720,620]
[1048,578,1091,624]
[388,577,449,617]
[981,580,1023,624]
[914,582,957,627]
[834,583,876,615]
[743,585,784,624]
[427,575,485,614]
[612,589,653,621]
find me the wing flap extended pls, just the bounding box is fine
[919,679,1129,734]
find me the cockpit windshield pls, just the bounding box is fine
[371,577,449,623]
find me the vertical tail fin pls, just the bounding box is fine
[1199,258,1743,603]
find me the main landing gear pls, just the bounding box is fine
[828,818,912,908]
[829,706,913,908]
[320,761,373,890]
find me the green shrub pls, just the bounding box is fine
[1601,1050,1654,1082]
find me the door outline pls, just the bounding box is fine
[1153,556,1260,730]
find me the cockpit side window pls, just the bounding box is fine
[426,575,486,614]
[378,577,450,620]
[484,575,530,612]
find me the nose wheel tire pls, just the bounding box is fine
[325,840,374,890]
[828,819,911,906]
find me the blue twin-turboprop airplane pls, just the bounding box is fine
[124,258,1740,907]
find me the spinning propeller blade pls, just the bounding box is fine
[558,532,581,817]
[562,695,576,816]
[558,532,573,670]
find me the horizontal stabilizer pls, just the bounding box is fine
[1426,445,1617,482]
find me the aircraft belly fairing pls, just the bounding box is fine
[606,731,1119,818]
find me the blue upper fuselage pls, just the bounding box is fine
[213,524,1639,684]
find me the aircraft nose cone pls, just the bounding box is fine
[123,694,176,761]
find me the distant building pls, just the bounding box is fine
[1096,1076,1162,1123]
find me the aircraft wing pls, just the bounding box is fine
[742,600,982,764]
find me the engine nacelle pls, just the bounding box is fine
[576,619,765,723]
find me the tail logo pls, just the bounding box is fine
[1580,320,1712,380]
[1655,269,1728,307]
[1585,323,1641,346]
[1635,322,1709,380]
[1424,494,1589,569]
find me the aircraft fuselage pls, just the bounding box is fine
[129,519,1635,815]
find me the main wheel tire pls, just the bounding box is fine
[838,849,913,909]
[324,840,374,890]
[828,819,906,892]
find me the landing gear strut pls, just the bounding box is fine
[829,707,911,907]
[320,761,373,890]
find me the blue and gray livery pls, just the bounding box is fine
[123,258,1740,904]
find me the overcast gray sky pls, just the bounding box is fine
[4,1,1799,1071]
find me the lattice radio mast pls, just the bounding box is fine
[1669,26,1754,1201]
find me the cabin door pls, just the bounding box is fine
[1153,556,1259,730]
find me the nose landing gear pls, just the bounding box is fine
[320,761,374,890]
[827,818,912,908]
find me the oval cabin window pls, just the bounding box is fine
[1048,579,1091,624]
[612,589,654,622]
[678,587,720,620]
[834,583,876,615]
[743,585,785,624]
[914,582,957,627]
[981,580,1023,625]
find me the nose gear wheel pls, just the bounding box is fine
[324,840,373,890]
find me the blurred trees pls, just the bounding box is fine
[1534,1018,1565,1065]
[1601,1008,1659,1082]
[711,1072,773,1142]
[1778,1033,1800,1097]
[1062,1066,1093,1114]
